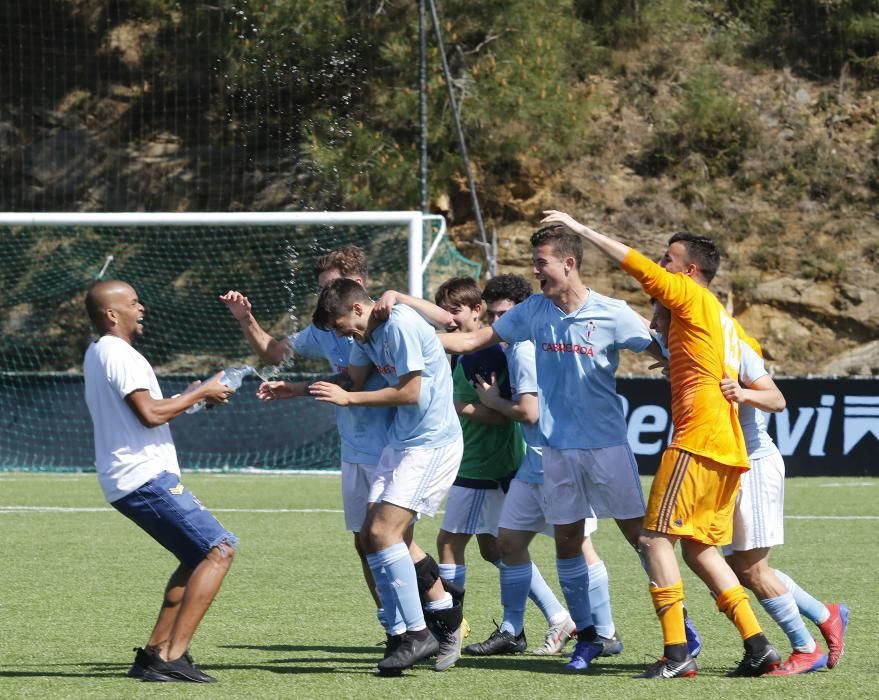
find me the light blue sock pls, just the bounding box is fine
[587,561,615,639]
[500,562,532,635]
[366,565,406,635]
[526,562,566,624]
[775,569,830,625]
[761,592,816,653]
[439,562,466,591]
[367,543,426,632]
[556,555,592,633]
[376,607,389,633]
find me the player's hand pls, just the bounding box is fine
[218,290,253,320]
[309,381,350,406]
[257,381,298,402]
[720,376,745,404]
[372,290,398,321]
[201,371,235,406]
[473,372,501,406]
[540,210,588,236]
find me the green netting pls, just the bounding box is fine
[0,218,479,471]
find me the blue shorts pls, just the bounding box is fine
[112,471,238,570]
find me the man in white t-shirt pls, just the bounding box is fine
[83,280,237,684]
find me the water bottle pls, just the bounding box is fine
[185,365,254,414]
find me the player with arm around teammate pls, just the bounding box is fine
[83,280,237,683]
[308,278,465,675]
[462,274,623,659]
[219,247,398,631]
[378,225,669,673]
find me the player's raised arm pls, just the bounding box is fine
[540,210,631,263]
[219,290,290,365]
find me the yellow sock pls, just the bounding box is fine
[716,584,763,640]
[650,581,687,647]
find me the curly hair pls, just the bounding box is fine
[482,274,532,305]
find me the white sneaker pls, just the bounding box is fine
[532,615,576,655]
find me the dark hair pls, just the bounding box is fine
[530,224,583,270]
[667,232,720,283]
[312,277,371,330]
[314,245,368,281]
[434,276,482,309]
[482,274,532,305]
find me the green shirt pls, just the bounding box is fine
[452,351,524,483]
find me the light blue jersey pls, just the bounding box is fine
[289,324,393,464]
[493,292,653,450]
[350,305,461,449]
[738,341,776,460]
[504,340,544,484]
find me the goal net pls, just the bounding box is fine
[0,212,480,472]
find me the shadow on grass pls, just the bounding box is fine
[222,643,379,654]
[453,656,650,675]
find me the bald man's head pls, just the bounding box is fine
[85,280,145,341]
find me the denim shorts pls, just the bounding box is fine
[112,471,238,570]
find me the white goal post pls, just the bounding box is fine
[0,211,449,299]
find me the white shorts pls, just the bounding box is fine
[341,460,378,532]
[723,450,785,554]
[368,437,464,517]
[542,444,645,524]
[441,484,506,536]
[499,479,598,537]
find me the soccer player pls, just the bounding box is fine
[219,247,396,623]
[83,280,237,683]
[463,274,622,658]
[386,226,662,672]
[309,278,465,674]
[541,210,781,679]
[430,277,524,607]
[651,244,850,674]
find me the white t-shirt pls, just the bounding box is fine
[83,335,180,503]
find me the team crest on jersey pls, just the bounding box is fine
[584,320,596,340]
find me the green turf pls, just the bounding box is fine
[0,473,875,698]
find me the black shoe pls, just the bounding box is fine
[726,645,782,677]
[463,624,526,656]
[634,655,698,679]
[376,629,440,674]
[383,633,404,659]
[142,654,217,683]
[425,600,464,671]
[127,647,157,678]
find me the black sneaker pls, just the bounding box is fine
[383,633,404,659]
[726,645,782,677]
[376,629,439,674]
[127,647,157,678]
[142,654,217,683]
[463,624,526,656]
[634,655,698,679]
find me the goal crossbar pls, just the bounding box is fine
[0,211,447,298]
